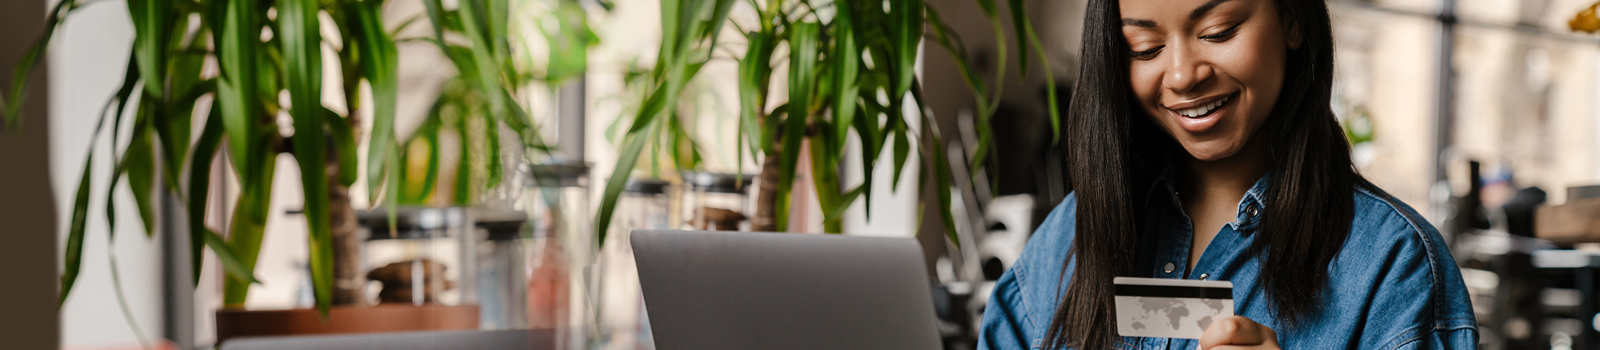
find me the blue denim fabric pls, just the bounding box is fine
[977,174,1478,350]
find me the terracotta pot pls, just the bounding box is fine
[214,304,479,344]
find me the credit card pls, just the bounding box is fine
[1113,277,1234,339]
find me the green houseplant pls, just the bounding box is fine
[2,0,591,330]
[594,0,1060,242]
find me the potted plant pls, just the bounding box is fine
[594,0,1061,241]
[1,0,593,342]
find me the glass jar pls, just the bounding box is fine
[616,178,672,234]
[678,171,753,231]
[472,208,529,330]
[598,178,671,349]
[518,161,593,349]
[358,207,477,310]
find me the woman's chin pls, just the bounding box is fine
[1178,140,1246,162]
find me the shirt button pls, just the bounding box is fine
[1245,204,1259,218]
[1163,263,1176,273]
[1198,273,1209,280]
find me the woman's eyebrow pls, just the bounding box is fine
[1189,0,1234,20]
[1122,18,1157,27]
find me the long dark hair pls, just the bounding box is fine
[1044,0,1358,348]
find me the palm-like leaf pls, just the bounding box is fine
[595,0,1061,245]
[10,0,584,321]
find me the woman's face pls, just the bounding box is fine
[1120,0,1299,161]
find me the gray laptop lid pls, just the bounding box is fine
[631,230,942,350]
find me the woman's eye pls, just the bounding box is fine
[1199,23,1241,41]
[1130,46,1163,60]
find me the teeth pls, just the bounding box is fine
[1177,95,1230,118]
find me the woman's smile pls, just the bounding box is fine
[1164,91,1238,133]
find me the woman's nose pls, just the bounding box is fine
[1163,43,1213,94]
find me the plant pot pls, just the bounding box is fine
[214,304,479,344]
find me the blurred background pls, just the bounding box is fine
[2,0,1600,349]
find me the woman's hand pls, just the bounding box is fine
[1198,316,1281,350]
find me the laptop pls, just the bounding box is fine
[630,230,942,350]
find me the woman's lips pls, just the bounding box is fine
[1167,93,1236,134]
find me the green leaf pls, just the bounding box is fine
[217,0,261,180]
[487,0,510,57]
[540,0,598,84]
[822,185,865,229]
[777,22,821,232]
[326,109,358,187]
[667,115,703,170]
[218,0,276,305]
[128,0,170,99]
[891,118,911,192]
[279,0,333,317]
[737,30,773,156]
[188,105,224,285]
[456,0,510,130]
[973,0,998,18]
[421,0,450,53]
[204,229,261,284]
[222,158,275,306]
[808,127,842,233]
[595,121,656,246]
[1008,0,1030,73]
[888,0,921,99]
[61,51,145,304]
[1,0,74,128]
[452,113,475,206]
[702,0,738,60]
[1024,21,1062,143]
[59,154,94,306]
[626,82,671,134]
[156,86,204,191]
[485,109,504,189]
[914,88,960,247]
[383,141,401,230]
[184,75,264,300]
[106,96,154,244]
[126,114,158,237]
[850,99,878,219]
[830,7,860,157]
[390,13,426,37]
[658,0,689,61]
[967,0,1015,174]
[401,101,445,204]
[158,28,210,191]
[346,0,400,203]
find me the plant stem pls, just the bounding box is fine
[329,111,363,306]
[753,149,780,232]
[328,181,363,305]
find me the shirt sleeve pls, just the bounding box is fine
[1358,214,1479,350]
[980,194,1078,350]
[978,265,1035,350]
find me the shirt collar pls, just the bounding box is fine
[1143,156,1273,234]
[1230,172,1272,233]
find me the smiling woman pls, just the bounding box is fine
[1123,0,1291,163]
[976,0,1478,349]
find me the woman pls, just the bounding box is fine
[978,0,1476,349]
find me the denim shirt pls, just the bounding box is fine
[978,174,1478,350]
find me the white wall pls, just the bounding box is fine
[47,0,166,348]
